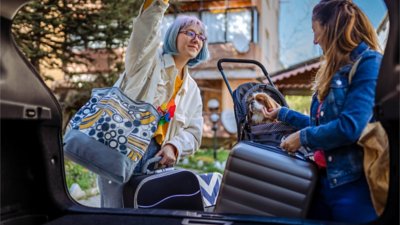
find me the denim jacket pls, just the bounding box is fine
[278,42,382,188]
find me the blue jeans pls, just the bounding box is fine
[98,138,161,208]
[308,173,377,223]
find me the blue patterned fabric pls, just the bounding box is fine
[196,172,222,207]
[64,87,160,184]
[68,87,160,162]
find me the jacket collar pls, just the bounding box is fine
[163,53,176,69]
[350,41,369,61]
[336,42,369,74]
[162,54,189,95]
[181,67,190,95]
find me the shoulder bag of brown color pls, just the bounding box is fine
[349,57,389,216]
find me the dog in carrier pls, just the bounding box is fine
[247,92,280,125]
[217,58,297,147]
[239,84,297,147]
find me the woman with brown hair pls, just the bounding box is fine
[263,0,382,222]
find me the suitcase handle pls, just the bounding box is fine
[141,156,162,174]
[141,156,175,174]
[217,58,275,98]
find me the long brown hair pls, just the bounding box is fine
[312,0,381,101]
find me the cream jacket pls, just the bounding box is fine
[117,0,203,160]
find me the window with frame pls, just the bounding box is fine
[161,8,258,45]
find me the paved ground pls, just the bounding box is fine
[78,194,100,208]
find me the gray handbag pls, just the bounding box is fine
[63,74,160,184]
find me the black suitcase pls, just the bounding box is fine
[215,141,317,218]
[122,157,204,210]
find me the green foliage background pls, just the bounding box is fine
[12,0,142,84]
[65,160,97,190]
[177,148,230,173]
[285,95,311,115]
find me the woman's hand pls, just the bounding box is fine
[155,144,178,166]
[280,131,301,153]
[262,107,280,121]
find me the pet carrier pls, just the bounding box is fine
[215,59,317,218]
[217,58,297,147]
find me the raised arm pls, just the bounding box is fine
[124,0,168,81]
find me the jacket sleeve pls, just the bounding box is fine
[300,53,382,150]
[166,89,204,160]
[123,0,168,91]
[278,106,310,129]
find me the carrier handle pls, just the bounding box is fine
[217,58,275,98]
[243,141,311,162]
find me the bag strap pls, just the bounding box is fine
[348,57,363,84]
[348,54,378,123]
[113,71,126,88]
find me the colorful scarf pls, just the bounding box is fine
[153,75,182,145]
[158,99,176,126]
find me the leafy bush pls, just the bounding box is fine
[64,160,97,190]
[285,95,311,115]
[177,148,230,173]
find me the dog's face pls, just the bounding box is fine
[247,92,280,125]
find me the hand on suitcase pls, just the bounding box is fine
[155,144,178,166]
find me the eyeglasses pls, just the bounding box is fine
[179,30,207,42]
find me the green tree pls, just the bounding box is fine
[12,0,142,128]
[11,0,144,192]
[12,0,142,86]
[285,95,311,115]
